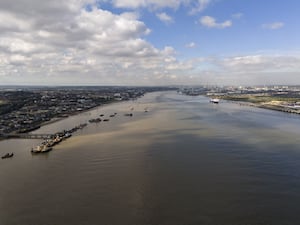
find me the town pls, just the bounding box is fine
[181,85,300,114]
[0,86,175,137]
[2,85,300,138]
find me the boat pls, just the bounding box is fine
[210,98,220,104]
[89,119,96,123]
[79,123,87,129]
[64,133,72,138]
[31,145,53,153]
[53,136,62,144]
[89,118,101,123]
[2,153,14,159]
[45,140,56,147]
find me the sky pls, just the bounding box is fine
[0,0,300,86]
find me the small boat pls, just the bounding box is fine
[79,123,87,128]
[89,118,101,123]
[53,136,62,144]
[45,140,55,147]
[103,119,109,122]
[64,133,72,138]
[124,113,133,117]
[2,153,14,159]
[210,98,220,104]
[31,145,53,153]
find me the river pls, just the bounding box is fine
[1,91,300,225]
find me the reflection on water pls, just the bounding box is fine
[1,91,300,225]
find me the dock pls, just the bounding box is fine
[2,133,53,139]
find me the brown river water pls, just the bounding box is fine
[1,91,300,225]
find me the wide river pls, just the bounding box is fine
[1,91,300,225]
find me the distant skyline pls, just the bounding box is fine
[0,0,300,86]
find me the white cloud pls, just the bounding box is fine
[200,16,232,29]
[156,12,173,24]
[0,11,33,32]
[180,54,300,86]
[185,42,196,48]
[110,0,212,13]
[218,54,300,85]
[189,0,212,14]
[120,11,140,20]
[111,0,182,9]
[0,0,298,86]
[0,0,196,85]
[262,22,284,30]
[220,54,300,72]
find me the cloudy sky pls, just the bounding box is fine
[0,0,300,86]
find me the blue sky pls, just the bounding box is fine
[0,0,300,85]
[122,0,300,56]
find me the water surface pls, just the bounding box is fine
[1,91,300,225]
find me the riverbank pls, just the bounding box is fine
[217,95,300,115]
[1,86,177,137]
[0,98,130,142]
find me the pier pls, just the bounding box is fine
[0,123,88,141]
[2,133,53,139]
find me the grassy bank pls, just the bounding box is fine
[217,94,300,115]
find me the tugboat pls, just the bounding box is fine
[31,145,53,154]
[1,153,14,159]
[95,118,102,122]
[210,98,220,104]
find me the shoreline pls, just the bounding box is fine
[0,99,129,142]
[221,99,300,115]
